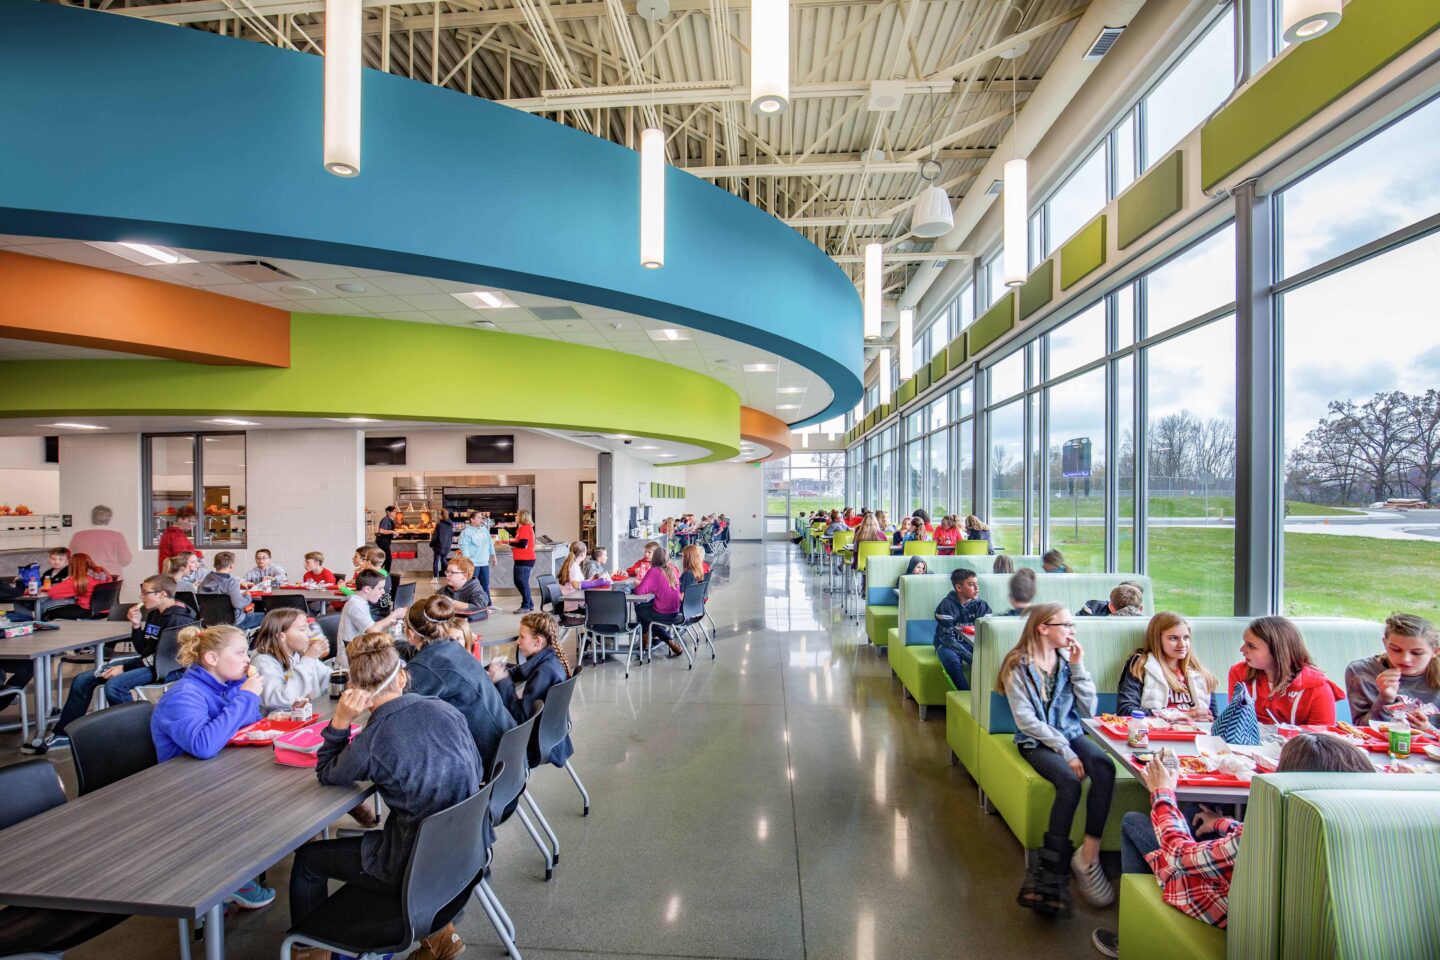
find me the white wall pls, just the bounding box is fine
[364,430,598,543]
[684,461,764,540]
[0,436,59,517]
[59,433,145,599]
[606,450,686,554]
[246,429,365,577]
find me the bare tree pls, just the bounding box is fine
[1328,392,1415,501]
[1198,417,1236,481]
[1148,411,1202,482]
[1406,389,1440,504]
[1288,418,1363,505]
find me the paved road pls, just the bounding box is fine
[1043,509,1440,541]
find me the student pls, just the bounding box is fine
[164,551,201,594]
[458,513,495,600]
[963,515,994,554]
[28,574,196,754]
[934,516,962,554]
[824,511,847,537]
[199,552,263,629]
[429,508,455,583]
[39,547,71,589]
[8,548,72,621]
[901,518,930,543]
[438,556,490,622]
[933,568,992,690]
[1005,568,1037,617]
[69,505,132,581]
[404,596,514,768]
[678,543,710,593]
[37,552,110,617]
[914,509,934,534]
[582,546,610,581]
[291,632,483,960]
[903,556,928,577]
[242,549,288,586]
[1116,613,1218,720]
[851,515,888,569]
[375,505,398,574]
[510,509,537,614]
[1081,582,1145,618]
[992,554,1015,575]
[1226,616,1344,726]
[557,541,589,593]
[1346,613,1440,728]
[300,551,338,588]
[158,508,201,573]
[626,541,661,580]
[632,545,684,656]
[487,612,575,767]
[148,624,276,911]
[336,569,406,669]
[998,603,1114,915]
[1041,549,1069,573]
[354,547,394,620]
[250,608,330,714]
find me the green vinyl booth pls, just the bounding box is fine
[949,616,1378,852]
[886,573,1155,722]
[1119,773,1440,960]
[863,554,1044,649]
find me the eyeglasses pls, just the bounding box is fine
[445,569,464,576]
[141,589,162,597]
[1043,621,1076,629]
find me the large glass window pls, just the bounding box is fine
[1144,225,1236,337]
[1046,301,1106,379]
[988,399,1026,555]
[954,284,975,334]
[930,429,950,517]
[989,350,1026,403]
[144,432,246,549]
[1141,6,1235,167]
[1045,146,1108,255]
[1046,368,1106,571]
[906,437,925,514]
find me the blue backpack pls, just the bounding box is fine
[1213,682,1262,745]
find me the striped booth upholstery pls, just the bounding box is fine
[863,554,1043,648]
[1119,774,1440,960]
[954,616,1379,852]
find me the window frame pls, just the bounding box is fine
[141,431,247,550]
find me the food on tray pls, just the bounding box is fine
[246,728,284,742]
[1178,755,1210,775]
[1336,721,1367,739]
[1099,713,1126,726]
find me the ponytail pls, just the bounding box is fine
[177,624,246,668]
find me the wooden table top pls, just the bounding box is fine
[0,620,130,658]
[248,587,344,601]
[0,739,371,919]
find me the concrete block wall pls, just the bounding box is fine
[245,429,365,578]
[58,433,145,600]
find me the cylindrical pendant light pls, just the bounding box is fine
[640,127,666,269]
[323,0,362,177]
[898,307,915,379]
[1002,158,1028,287]
[863,242,882,339]
[750,0,790,116]
[1282,0,1342,44]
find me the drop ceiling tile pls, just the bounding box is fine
[17,241,130,269]
[515,292,583,309]
[427,310,483,324]
[0,234,68,246]
[255,281,331,300]
[373,311,437,323]
[264,259,357,281]
[150,262,250,286]
[208,284,288,303]
[345,295,413,312]
[173,248,258,263]
[295,298,362,314]
[369,275,441,295]
[400,293,468,311]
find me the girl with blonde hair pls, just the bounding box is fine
[250,608,330,714]
[1116,613,1218,720]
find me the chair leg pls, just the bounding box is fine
[522,791,561,866]
[564,759,590,816]
[475,879,521,957]
[704,610,717,640]
[514,799,555,881]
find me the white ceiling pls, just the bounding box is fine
[0,233,834,423]
[0,335,159,361]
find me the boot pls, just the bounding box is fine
[346,802,380,829]
[1034,832,1073,916]
[414,923,465,960]
[1016,859,1045,911]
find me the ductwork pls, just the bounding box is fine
[901,0,1150,311]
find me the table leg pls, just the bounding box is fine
[203,904,224,960]
[28,653,50,747]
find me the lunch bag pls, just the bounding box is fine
[1213,682,1262,745]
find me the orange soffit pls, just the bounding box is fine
[740,406,791,462]
[0,250,289,366]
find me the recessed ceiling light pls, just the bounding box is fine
[279,284,319,297]
[452,290,514,309]
[325,417,382,423]
[202,418,259,426]
[335,281,368,294]
[49,422,106,430]
[656,453,676,458]
[646,328,690,341]
[777,386,805,394]
[85,241,196,266]
[473,319,498,330]
[743,363,776,373]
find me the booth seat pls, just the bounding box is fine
[888,573,1156,721]
[863,554,1044,648]
[1119,774,1440,960]
[953,616,1379,851]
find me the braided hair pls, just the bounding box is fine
[520,611,571,678]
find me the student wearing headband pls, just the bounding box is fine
[289,632,483,960]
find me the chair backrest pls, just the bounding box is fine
[953,540,989,556]
[197,592,234,627]
[172,589,200,617]
[831,530,853,554]
[108,598,135,621]
[531,669,579,767]
[387,573,401,598]
[67,700,158,795]
[393,580,416,610]
[153,624,188,681]
[903,539,938,556]
[0,758,67,830]
[583,589,631,633]
[400,774,499,945]
[258,594,308,613]
[487,708,541,823]
[539,578,564,614]
[681,580,707,621]
[855,540,890,572]
[86,578,123,617]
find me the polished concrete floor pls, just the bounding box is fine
[3,542,1115,959]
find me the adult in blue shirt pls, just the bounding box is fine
[457,512,495,604]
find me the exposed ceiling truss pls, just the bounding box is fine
[59,0,1088,296]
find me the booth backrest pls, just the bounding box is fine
[970,616,1378,733]
[1229,774,1440,960]
[866,554,1044,606]
[896,572,1155,648]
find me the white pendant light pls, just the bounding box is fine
[911,160,954,238]
[640,127,666,269]
[323,0,362,177]
[898,307,915,379]
[1002,158,1028,287]
[750,0,790,116]
[1282,0,1342,44]
[863,242,882,339]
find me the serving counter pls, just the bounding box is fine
[381,538,563,594]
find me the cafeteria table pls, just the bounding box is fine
[0,620,129,749]
[0,728,374,960]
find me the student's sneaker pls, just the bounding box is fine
[225,880,276,910]
[1071,851,1116,907]
[1091,929,1119,958]
[21,732,67,755]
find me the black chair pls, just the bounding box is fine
[579,589,642,675]
[539,579,585,650]
[173,589,201,616]
[0,760,129,960]
[518,670,588,879]
[67,700,157,796]
[487,708,554,880]
[196,593,235,627]
[315,614,341,661]
[677,581,716,661]
[280,776,506,960]
[256,594,308,614]
[41,579,125,623]
[392,580,416,611]
[387,573,401,599]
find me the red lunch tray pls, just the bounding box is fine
[1126,754,1252,789]
[1100,720,1203,742]
[228,717,308,747]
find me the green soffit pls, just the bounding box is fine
[1060,215,1107,291]
[1201,0,1440,190]
[1117,151,1184,250]
[0,314,741,464]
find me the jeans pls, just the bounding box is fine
[1019,735,1117,840]
[0,657,35,711]
[376,537,393,576]
[635,602,680,646]
[935,645,969,691]
[289,836,396,925]
[237,611,264,630]
[1121,810,1161,874]
[513,561,535,610]
[474,564,490,599]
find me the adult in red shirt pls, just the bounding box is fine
[509,509,537,614]
[68,504,132,581]
[158,509,202,573]
[1226,616,1344,726]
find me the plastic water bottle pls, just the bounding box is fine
[1126,710,1150,749]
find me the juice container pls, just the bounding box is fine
[1389,724,1412,759]
[1126,711,1150,749]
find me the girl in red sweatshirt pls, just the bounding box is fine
[1226,616,1344,725]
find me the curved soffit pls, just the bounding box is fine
[739,407,793,463]
[0,2,861,429]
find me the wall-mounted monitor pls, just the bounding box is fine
[466,434,514,464]
[364,436,407,466]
